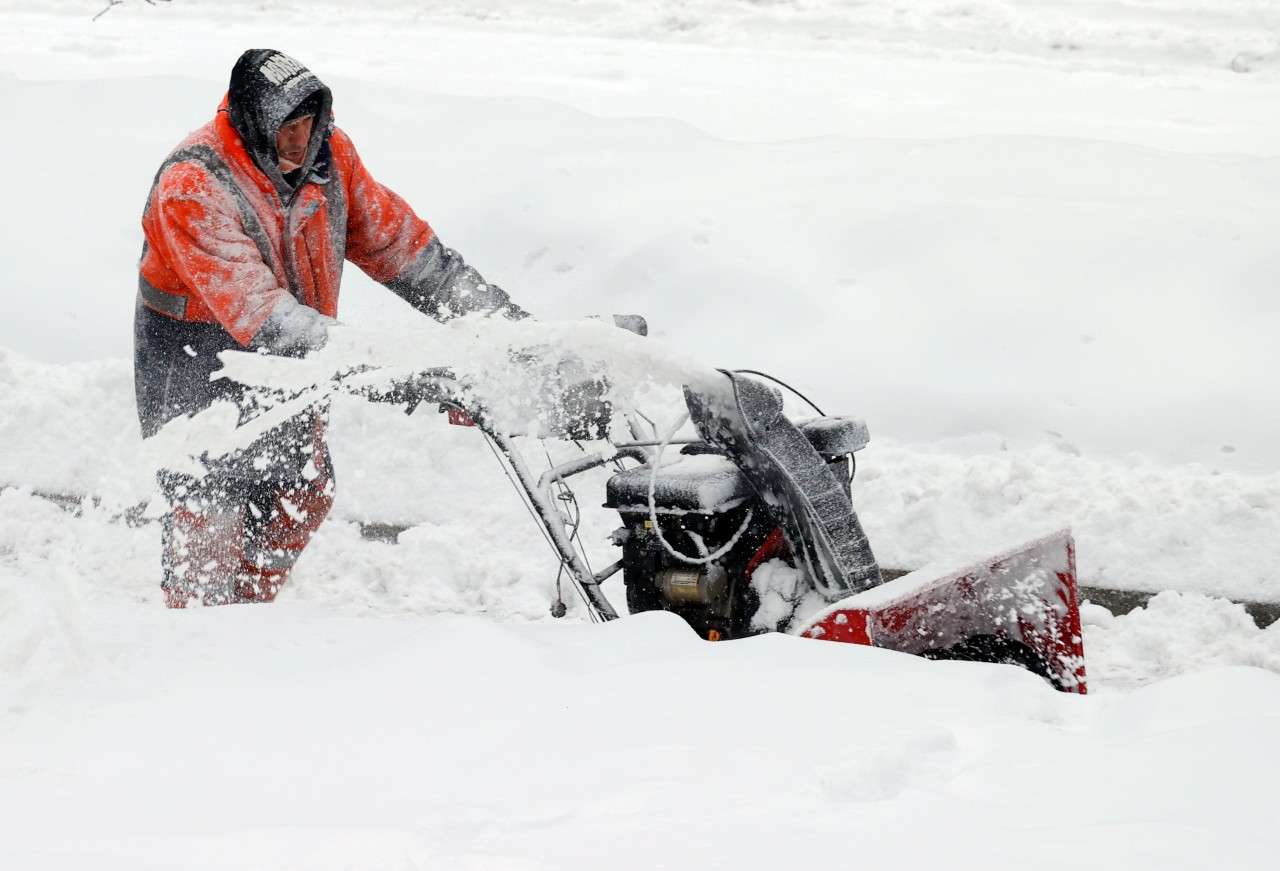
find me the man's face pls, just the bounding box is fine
[276,114,314,171]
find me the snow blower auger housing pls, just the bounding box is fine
[368,354,1086,694]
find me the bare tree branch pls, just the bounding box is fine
[94,0,173,23]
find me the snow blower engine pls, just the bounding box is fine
[604,402,871,643]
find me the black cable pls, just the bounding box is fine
[477,428,597,621]
[480,433,559,555]
[551,563,568,618]
[732,369,825,417]
[545,445,593,576]
[734,369,856,483]
[547,443,597,618]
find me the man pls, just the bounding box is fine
[135,49,528,608]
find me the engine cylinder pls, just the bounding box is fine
[657,566,727,604]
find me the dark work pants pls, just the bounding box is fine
[135,299,334,607]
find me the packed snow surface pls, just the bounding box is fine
[3,1,1280,868]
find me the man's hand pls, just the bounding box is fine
[249,304,336,357]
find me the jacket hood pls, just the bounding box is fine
[226,49,333,197]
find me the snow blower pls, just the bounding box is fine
[359,331,1086,693]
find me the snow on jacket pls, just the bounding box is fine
[138,97,524,348]
[134,50,526,437]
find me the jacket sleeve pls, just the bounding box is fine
[336,130,531,322]
[147,161,329,350]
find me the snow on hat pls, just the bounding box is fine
[284,91,324,124]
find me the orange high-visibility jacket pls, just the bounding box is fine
[138,96,515,346]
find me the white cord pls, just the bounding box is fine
[647,413,755,566]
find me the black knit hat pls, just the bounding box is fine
[227,49,332,188]
[284,91,324,124]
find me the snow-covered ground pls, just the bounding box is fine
[3,1,1280,867]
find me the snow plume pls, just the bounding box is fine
[159,316,717,474]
